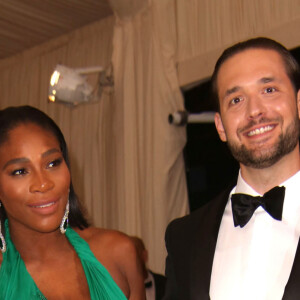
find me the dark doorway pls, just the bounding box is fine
[183,46,300,212]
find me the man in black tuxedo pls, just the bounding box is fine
[164,37,300,299]
[131,236,166,299]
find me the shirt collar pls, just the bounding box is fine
[235,170,260,195]
[234,169,300,196]
[232,169,300,222]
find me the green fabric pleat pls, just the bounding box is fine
[0,220,127,300]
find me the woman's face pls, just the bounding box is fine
[0,123,70,234]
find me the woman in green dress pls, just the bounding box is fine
[0,106,146,300]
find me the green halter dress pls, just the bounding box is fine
[0,220,127,299]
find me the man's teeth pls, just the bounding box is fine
[33,202,55,208]
[248,125,273,136]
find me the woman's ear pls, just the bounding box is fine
[214,112,227,142]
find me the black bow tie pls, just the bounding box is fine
[145,281,152,288]
[231,186,285,228]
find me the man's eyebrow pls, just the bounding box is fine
[258,77,275,84]
[224,86,240,98]
[223,77,277,98]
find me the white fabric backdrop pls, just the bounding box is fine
[110,0,188,272]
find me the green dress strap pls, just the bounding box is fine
[65,226,127,300]
[0,220,127,300]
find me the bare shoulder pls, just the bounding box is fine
[75,226,136,257]
[75,227,145,299]
[74,226,140,278]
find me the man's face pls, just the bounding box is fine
[214,48,300,169]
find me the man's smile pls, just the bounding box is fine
[246,125,275,137]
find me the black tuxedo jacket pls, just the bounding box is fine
[164,187,300,300]
[150,270,167,299]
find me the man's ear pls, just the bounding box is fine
[215,112,227,142]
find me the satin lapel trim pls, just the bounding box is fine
[191,187,232,298]
[283,237,300,298]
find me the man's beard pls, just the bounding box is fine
[227,115,300,169]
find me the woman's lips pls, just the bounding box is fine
[28,200,59,214]
[31,201,56,208]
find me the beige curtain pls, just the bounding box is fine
[176,0,300,86]
[0,17,118,227]
[109,0,189,273]
[0,7,189,273]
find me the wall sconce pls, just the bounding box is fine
[48,65,112,106]
[168,111,215,126]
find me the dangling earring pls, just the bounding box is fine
[60,200,69,234]
[0,222,6,253]
[0,202,6,253]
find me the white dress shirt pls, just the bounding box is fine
[210,170,300,300]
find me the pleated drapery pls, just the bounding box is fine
[110,0,188,272]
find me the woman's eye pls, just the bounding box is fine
[11,168,27,176]
[48,158,63,168]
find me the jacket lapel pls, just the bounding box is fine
[188,184,300,299]
[190,187,232,299]
[283,238,300,299]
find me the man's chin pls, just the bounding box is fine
[231,141,298,169]
[240,156,281,169]
[230,114,300,168]
[229,144,284,169]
